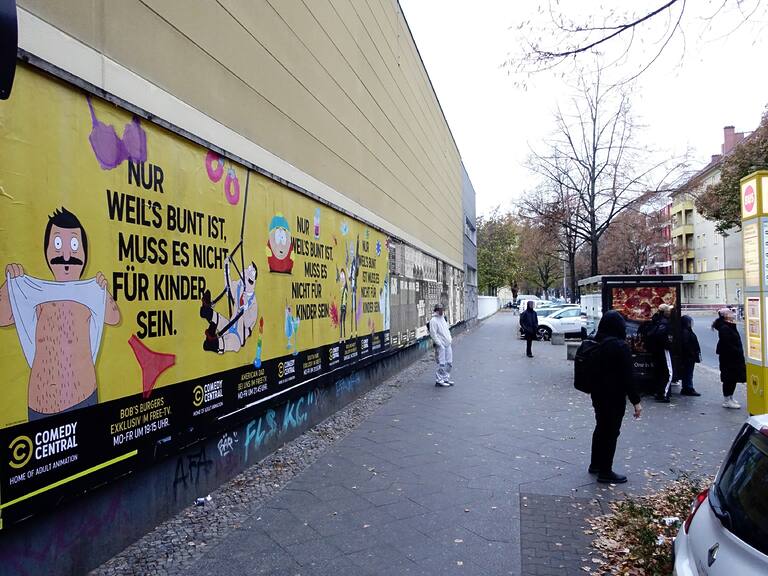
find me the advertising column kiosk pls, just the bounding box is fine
[741,170,768,415]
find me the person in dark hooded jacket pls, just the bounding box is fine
[589,310,642,484]
[678,315,701,396]
[714,308,745,409]
[649,303,674,403]
[519,301,538,358]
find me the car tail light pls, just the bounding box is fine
[684,488,709,533]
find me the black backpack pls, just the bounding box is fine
[574,338,604,394]
[643,319,667,353]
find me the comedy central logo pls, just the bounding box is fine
[278,362,285,378]
[193,385,204,407]
[9,436,33,469]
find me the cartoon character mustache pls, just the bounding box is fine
[50,256,84,266]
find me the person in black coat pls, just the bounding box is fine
[678,315,701,396]
[589,310,642,484]
[714,308,745,409]
[519,300,538,358]
[649,304,674,403]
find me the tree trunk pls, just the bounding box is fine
[568,253,577,302]
[590,239,599,276]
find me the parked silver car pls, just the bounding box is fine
[673,414,768,575]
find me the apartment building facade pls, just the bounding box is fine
[671,126,747,309]
[645,200,673,275]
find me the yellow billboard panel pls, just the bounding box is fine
[0,65,390,425]
[0,65,391,527]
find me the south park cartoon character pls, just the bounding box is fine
[266,213,293,273]
[0,207,121,420]
[200,257,258,354]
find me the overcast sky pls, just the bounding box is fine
[398,0,768,218]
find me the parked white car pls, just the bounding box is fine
[673,414,768,575]
[518,305,580,339]
[516,295,542,309]
[536,307,586,340]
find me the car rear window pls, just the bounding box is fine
[716,426,768,555]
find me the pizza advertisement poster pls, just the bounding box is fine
[609,286,679,323]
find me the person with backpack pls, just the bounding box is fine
[679,315,702,396]
[519,300,538,358]
[713,308,745,409]
[587,310,642,484]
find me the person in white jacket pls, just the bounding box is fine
[429,304,453,386]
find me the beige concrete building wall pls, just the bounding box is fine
[18,0,463,265]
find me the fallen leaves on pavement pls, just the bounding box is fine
[583,473,713,575]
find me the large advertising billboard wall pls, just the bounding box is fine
[0,65,391,528]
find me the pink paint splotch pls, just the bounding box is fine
[329,301,339,328]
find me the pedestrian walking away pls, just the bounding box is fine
[713,308,745,409]
[429,304,454,387]
[519,300,538,358]
[679,315,702,396]
[588,310,642,484]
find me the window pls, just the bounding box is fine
[556,309,581,319]
[698,285,703,298]
[712,425,768,555]
[705,284,709,298]
[702,259,707,273]
[465,266,477,287]
[464,217,477,245]
[714,233,719,245]
[716,283,720,299]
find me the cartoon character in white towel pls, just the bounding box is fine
[0,208,121,420]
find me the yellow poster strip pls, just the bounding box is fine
[0,450,137,510]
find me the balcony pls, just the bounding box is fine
[671,224,694,237]
[671,200,694,215]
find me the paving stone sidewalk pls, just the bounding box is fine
[97,312,748,575]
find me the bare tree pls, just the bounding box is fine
[528,66,685,276]
[508,0,765,83]
[520,179,584,300]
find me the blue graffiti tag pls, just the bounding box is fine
[334,373,361,398]
[244,408,277,461]
[282,396,307,429]
[243,388,327,461]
